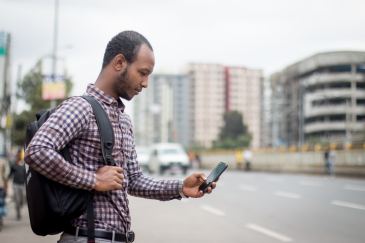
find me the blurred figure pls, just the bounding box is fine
[0,155,9,231]
[235,150,243,170]
[195,153,202,169]
[324,148,335,176]
[243,149,252,171]
[8,149,26,220]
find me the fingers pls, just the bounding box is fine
[205,187,213,194]
[113,167,124,187]
[197,190,204,198]
[211,182,217,189]
[115,170,124,180]
[114,175,123,185]
[203,182,217,195]
[95,166,124,191]
[114,166,124,173]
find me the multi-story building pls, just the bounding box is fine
[260,77,272,147]
[270,51,365,146]
[134,64,264,149]
[133,74,191,147]
[225,66,263,148]
[188,63,225,148]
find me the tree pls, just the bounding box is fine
[11,60,73,146]
[213,111,251,149]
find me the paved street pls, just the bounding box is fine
[1,171,365,243]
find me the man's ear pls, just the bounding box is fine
[112,54,128,72]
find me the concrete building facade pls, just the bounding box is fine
[270,51,365,146]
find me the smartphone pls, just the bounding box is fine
[199,162,228,192]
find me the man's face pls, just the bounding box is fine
[113,44,154,100]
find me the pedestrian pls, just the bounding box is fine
[195,153,202,169]
[25,31,217,243]
[324,148,335,176]
[243,149,252,171]
[0,154,9,231]
[235,150,243,170]
[8,149,26,220]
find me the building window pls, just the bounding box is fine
[327,65,352,73]
[357,99,365,106]
[312,98,349,107]
[357,115,365,121]
[356,65,365,73]
[356,82,365,89]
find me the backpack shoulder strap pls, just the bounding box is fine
[81,95,115,242]
[81,95,115,166]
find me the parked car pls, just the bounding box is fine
[136,146,151,172]
[148,143,190,175]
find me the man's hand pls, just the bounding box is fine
[94,166,124,192]
[182,173,217,198]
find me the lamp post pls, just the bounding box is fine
[50,0,59,108]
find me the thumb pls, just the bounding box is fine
[194,173,206,182]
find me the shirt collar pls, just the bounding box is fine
[86,83,125,112]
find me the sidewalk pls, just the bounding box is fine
[0,198,59,243]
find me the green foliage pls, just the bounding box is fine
[11,110,32,146]
[11,60,73,146]
[213,111,251,149]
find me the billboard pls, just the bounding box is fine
[0,32,6,56]
[42,74,66,100]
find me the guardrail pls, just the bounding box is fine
[199,148,365,177]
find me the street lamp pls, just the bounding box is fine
[50,0,59,108]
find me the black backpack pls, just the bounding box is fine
[25,95,115,240]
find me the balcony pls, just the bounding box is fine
[302,73,364,86]
[305,105,365,117]
[305,89,365,101]
[304,121,365,133]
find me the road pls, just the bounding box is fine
[1,171,365,243]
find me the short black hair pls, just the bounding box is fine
[102,31,153,69]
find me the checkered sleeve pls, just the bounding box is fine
[124,119,182,201]
[24,97,95,190]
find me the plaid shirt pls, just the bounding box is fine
[25,84,182,233]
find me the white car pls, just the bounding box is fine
[148,143,190,175]
[136,146,151,172]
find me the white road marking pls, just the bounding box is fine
[344,185,365,192]
[200,205,225,216]
[267,177,284,182]
[274,191,301,199]
[240,185,257,191]
[299,180,322,187]
[331,200,365,210]
[246,223,293,242]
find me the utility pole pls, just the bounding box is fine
[50,0,59,108]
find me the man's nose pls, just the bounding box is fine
[141,77,148,88]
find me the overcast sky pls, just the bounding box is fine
[1,0,365,113]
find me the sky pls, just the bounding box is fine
[1,0,365,114]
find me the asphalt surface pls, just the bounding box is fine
[1,171,364,243]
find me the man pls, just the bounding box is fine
[25,31,216,243]
[8,149,26,220]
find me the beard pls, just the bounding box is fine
[114,68,132,100]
